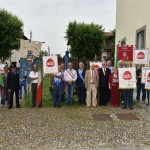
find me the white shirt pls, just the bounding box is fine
[64,69,77,82]
[29,71,38,83]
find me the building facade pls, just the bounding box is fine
[116,0,150,63]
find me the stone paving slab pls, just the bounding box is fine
[0,106,150,149]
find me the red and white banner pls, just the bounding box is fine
[117,45,133,61]
[118,68,136,89]
[141,67,150,83]
[90,62,102,70]
[134,50,148,64]
[145,70,150,90]
[43,56,58,74]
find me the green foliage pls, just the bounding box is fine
[65,21,104,59]
[39,50,48,56]
[0,9,24,61]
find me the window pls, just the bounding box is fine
[136,25,146,49]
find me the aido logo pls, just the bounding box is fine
[46,58,55,67]
[147,72,150,83]
[137,51,145,59]
[122,71,132,80]
[95,65,100,70]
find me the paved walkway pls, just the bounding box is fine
[0,105,150,150]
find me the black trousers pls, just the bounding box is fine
[31,83,38,106]
[9,89,19,107]
[99,86,110,106]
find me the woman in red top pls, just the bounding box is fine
[109,67,120,107]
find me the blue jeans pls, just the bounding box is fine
[19,80,27,97]
[53,84,62,106]
[136,84,146,101]
[123,89,133,107]
[65,82,74,105]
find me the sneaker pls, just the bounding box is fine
[0,105,4,108]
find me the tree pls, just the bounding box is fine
[0,9,24,62]
[39,50,48,56]
[65,21,104,59]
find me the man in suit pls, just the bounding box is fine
[98,61,111,106]
[85,64,99,107]
[7,64,21,109]
[76,62,86,105]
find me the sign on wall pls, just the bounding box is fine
[43,56,58,74]
[117,45,133,61]
[145,70,150,90]
[134,50,148,64]
[118,68,136,89]
[90,62,102,70]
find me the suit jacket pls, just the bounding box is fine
[7,72,19,90]
[85,69,99,90]
[98,67,111,88]
[76,69,86,87]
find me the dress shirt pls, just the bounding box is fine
[29,71,38,83]
[64,69,77,82]
[91,70,95,83]
[54,72,63,84]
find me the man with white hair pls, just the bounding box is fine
[98,61,111,106]
[64,62,77,106]
[85,64,99,107]
[107,60,113,72]
[76,62,86,105]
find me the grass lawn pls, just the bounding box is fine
[21,76,139,108]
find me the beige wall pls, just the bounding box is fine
[20,39,42,58]
[116,0,150,61]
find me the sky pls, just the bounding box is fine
[0,0,116,56]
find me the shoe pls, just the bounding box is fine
[142,101,145,104]
[53,105,56,107]
[31,105,36,108]
[8,106,12,109]
[16,105,22,108]
[58,105,61,108]
[19,97,22,99]
[146,103,149,106]
[129,106,133,110]
[122,106,127,109]
[0,105,4,108]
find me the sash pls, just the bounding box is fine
[78,69,84,82]
[67,69,75,79]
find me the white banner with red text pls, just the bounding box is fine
[118,68,136,89]
[43,56,58,74]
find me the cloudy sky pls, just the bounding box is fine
[0,0,116,56]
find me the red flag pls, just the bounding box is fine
[36,64,42,107]
[118,45,133,61]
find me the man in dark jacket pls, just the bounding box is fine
[76,62,86,105]
[7,65,21,109]
[98,61,111,106]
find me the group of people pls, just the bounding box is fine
[0,60,149,110]
[51,60,149,110]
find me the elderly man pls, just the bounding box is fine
[29,64,38,107]
[76,62,86,105]
[107,60,113,73]
[85,64,99,107]
[64,62,77,105]
[98,61,111,106]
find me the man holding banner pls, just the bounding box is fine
[29,64,39,107]
[64,62,77,106]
